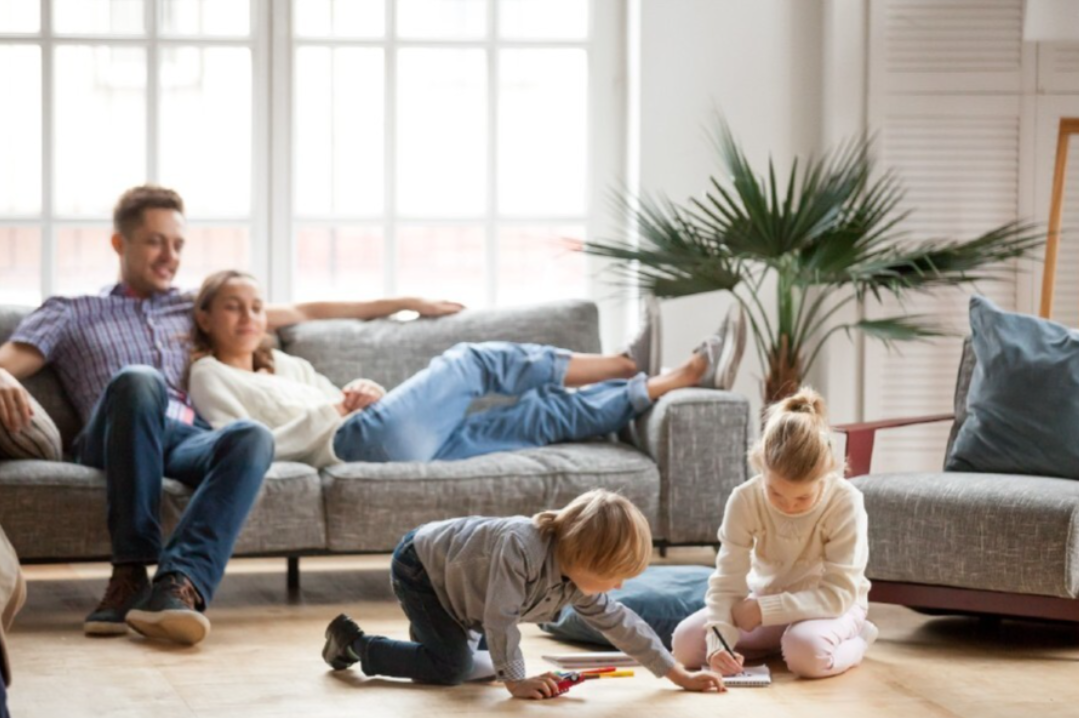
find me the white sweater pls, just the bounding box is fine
[704,472,871,658]
[188,350,349,468]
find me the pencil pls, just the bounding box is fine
[711,625,737,657]
[582,670,635,679]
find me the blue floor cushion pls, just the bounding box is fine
[539,565,712,650]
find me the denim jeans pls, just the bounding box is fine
[355,531,475,685]
[333,342,652,463]
[76,366,274,605]
[0,674,9,718]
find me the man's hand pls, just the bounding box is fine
[337,379,386,415]
[708,649,745,677]
[505,672,563,700]
[412,299,465,318]
[665,664,725,693]
[0,368,34,433]
[732,597,762,632]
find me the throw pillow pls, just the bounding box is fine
[0,393,63,461]
[538,565,712,650]
[945,295,1079,480]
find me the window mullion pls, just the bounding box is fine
[41,0,55,298]
[384,0,397,296]
[485,0,498,308]
[147,0,159,183]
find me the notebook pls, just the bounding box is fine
[723,664,771,687]
[541,651,640,669]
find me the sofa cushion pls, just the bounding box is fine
[539,565,712,650]
[0,306,83,451]
[278,300,602,391]
[0,460,111,559]
[0,393,62,461]
[945,295,1079,480]
[852,471,1079,598]
[163,461,326,554]
[321,443,660,552]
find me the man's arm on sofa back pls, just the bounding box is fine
[629,389,750,545]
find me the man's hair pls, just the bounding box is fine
[533,489,652,580]
[113,185,184,239]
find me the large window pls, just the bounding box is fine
[0,0,622,308]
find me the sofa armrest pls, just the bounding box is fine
[628,389,750,545]
[832,414,954,478]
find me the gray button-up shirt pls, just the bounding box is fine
[413,515,677,682]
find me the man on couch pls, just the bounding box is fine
[0,185,462,646]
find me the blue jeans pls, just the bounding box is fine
[354,530,475,685]
[332,342,652,463]
[76,366,274,605]
[0,673,8,718]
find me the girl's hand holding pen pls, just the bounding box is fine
[708,649,745,677]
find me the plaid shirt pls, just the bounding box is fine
[10,284,198,425]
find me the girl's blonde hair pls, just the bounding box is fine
[533,489,652,579]
[750,386,838,482]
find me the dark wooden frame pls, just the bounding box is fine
[832,415,1079,622]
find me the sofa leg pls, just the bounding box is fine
[287,556,301,593]
[658,544,668,558]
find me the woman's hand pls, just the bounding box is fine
[665,664,725,693]
[731,597,762,632]
[708,649,745,677]
[505,672,563,700]
[412,299,465,317]
[339,379,385,414]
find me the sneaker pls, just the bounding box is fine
[126,573,211,646]
[859,620,879,647]
[696,304,746,390]
[84,564,150,636]
[624,295,662,377]
[323,614,365,671]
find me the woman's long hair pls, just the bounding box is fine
[185,270,275,388]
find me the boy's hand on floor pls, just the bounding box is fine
[665,664,726,693]
[505,672,563,700]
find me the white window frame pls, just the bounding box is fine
[0,0,269,299]
[269,0,626,310]
[2,0,626,319]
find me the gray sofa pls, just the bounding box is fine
[841,340,1079,621]
[0,300,750,582]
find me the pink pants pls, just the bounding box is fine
[671,604,869,679]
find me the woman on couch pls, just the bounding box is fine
[186,271,728,468]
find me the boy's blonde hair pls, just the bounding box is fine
[532,490,652,579]
[750,386,839,482]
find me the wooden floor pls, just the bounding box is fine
[6,549,1079,718]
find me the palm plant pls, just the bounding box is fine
[584,118,1044,404]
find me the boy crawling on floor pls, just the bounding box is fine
[322,489,725,699]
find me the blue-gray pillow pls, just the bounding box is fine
[945,295,1079,480]
[539,565,711,650]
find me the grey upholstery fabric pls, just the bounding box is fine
[0,306,82,452]
[278,300,602,390]
[851,472,1079,598]
[322,443,660,552]
[629,389,749,544]
[162,462,327,555]
[0,461,111,559]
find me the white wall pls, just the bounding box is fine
[630,0,829,424]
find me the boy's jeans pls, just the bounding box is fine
[333,342,652,463]
[356,531,476,685]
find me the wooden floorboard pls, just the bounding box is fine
[6,549,1079,717]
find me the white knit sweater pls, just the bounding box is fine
[704,472,871,658]
[188,350,349,468]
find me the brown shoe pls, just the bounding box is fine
[84,564,150,636]
[126,573,211,646]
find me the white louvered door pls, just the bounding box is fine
[864,0,1037,473]
[863,95,1029,473]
